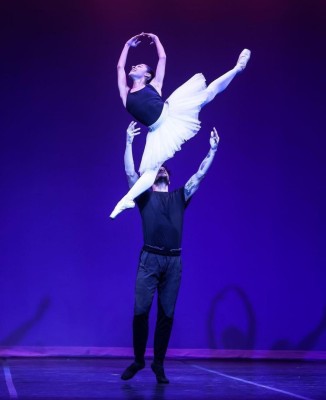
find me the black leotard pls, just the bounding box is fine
[126,84,164,127]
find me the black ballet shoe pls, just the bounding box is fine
[151,362,169,384]
[121,361,145,380]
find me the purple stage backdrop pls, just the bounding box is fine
[1,0,326,357]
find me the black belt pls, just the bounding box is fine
[142,244,181,256]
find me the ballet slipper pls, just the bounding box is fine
[236,49,251,72]
[110,197,135,219]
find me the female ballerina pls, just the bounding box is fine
[110,32,250,218]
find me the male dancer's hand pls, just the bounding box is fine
[126,121,141,144]
[210,127,220,151]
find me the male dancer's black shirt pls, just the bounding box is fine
[135,188,190,255]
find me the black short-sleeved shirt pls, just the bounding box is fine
[135,188,190,253]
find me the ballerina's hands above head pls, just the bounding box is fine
[143,33,159,44]
[126,33,159,47]
[126,33,144,47]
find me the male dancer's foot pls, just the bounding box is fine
[151,362,169,384]
[235,49,251,72]
[121,361,145,380]
[110,196,135,219]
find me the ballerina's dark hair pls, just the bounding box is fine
[145,65,155,83]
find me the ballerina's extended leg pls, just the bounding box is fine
[110,167,160,219]
[203,48,251,106]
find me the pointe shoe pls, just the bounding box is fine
[236,48,251,72]
[110,197,135,219]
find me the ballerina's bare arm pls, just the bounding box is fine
[144,33,166,92]
[184,128,220,202]
[117,34,142,106]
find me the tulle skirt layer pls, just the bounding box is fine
[139,73,207,174]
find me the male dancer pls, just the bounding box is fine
[121,121,220,383]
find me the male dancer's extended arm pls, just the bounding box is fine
[124,121,140,188]
[184,127,220,201]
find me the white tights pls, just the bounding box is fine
[202,66,240,106]
[124,168,160,201]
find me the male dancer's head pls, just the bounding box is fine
[152,165,170,191]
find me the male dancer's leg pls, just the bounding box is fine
[152,255,182,383]
[121,251,158,380]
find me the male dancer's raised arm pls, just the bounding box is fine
[124,121,140,188]
[184,127,220,201]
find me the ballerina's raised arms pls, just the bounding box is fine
[117,33,166,106]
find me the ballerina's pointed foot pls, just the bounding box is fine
[236,49,251,72]
[110,197,135,219]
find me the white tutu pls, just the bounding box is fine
[139,73,207,174]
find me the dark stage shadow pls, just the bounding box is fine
[0,297,51,346]
[121,381,167,400]
[121,383,147,400]
[270,305,326,351]
[207,286,256,350]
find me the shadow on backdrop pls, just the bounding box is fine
[270,305,326,351]
[0,297,51,346]
[207,286,256,350]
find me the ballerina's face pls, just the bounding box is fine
[129,64,149,80]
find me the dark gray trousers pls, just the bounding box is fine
[133,250,182,365]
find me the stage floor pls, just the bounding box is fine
[1,358,325,399]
